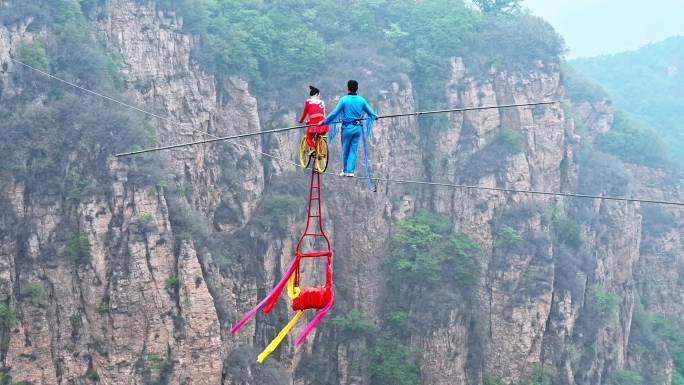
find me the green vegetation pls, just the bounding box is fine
[142,119,159,146]
[595,109,668,167]
[147,353,173,371]
[155,0,329,86]
[64,168,87,204]
[17,40,49,71]
[548,203,583,250]
[371,211,480,384]
[629,305,684,383]
[612,369,643,385]
[106,51,126,88]
[673,369,684,385]
[577,146,631,196]
[472,0,520,14]
[497,128,524,153]
[587,286,619,326]
[66,233,92,266]
[387,212,480,288]
[495,224,522,247]
[23,281,47,306]
[528,366,552,385]
[129,213,158,240]
[561,63,608,103]
[96,303,110,315]
[0,304,18,330]
[147,187,158,199]
[254,194,300,231]
[548,203,585,295]
[385,311,408,329]
[70,313,81,331]
[571,36,684,161]
[369,212,481,383]
[369,333,421,385]
[641,205,678,240]
[483,377,505,385]
[1,0,154,223]
[652,315,684,379]
[148,0,563,102]
[86,366,99,381]
[332,309,375,335]
[166,275,180,289]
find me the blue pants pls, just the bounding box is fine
[341,125,362,173]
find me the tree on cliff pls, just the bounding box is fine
[472,0,521,14]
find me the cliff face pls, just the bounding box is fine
[0,1,683,385]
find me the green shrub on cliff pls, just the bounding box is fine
[66,233,92,266]
[588,286,619,326]
[595,110,668,167]
[612,369,643,385]
[672,369,684,385]
[17,41,49,71]
[0,304,17,330]
[498,128,524,153]
[23,281,47,306]
[369,333,420,385]
[578,146,631,196]
[548,203,583,250]
[561,63,608,103]
[332,309,376,335]
[528,366,552,385]
[387,212,480,288]
[484,377,505,385]
[495,224,522,247]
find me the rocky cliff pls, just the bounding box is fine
[0,1,683,385]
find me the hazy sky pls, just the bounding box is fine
[521,0,684,58]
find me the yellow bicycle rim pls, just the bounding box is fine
[298,136,311,169]
[314,137,328,173]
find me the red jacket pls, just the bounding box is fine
[299,97,329,134]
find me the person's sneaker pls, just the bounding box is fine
[345,172,355,177]
[339,171,346,177]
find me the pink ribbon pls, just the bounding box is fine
[230,258,300,334]
[295,291,335,345]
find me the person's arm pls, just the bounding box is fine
[323,97,345,125]
[298,101,309,124]
[362,99,377,120]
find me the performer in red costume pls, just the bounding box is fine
[299,86,329,150]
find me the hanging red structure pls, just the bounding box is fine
[230,167,334,362]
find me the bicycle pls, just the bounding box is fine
[298,134,329,173]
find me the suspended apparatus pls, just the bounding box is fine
[230,167,334,362]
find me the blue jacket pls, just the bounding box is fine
[323,94,377,127]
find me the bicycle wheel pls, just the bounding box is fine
[314,137,329,173]
[298,135,311,169]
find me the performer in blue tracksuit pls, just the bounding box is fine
[322,80,377,177]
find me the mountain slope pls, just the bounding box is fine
[571,36,684,161]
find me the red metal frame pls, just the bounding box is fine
[261,168,332,314]
[230,167,335,350]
